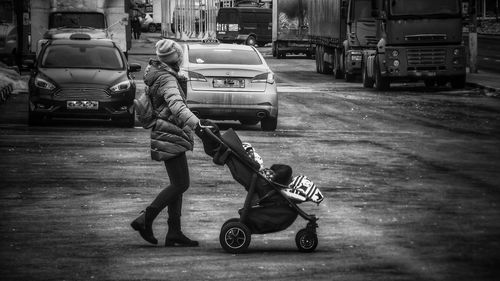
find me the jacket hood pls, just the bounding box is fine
[143,59,179,87]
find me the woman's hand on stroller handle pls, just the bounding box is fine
[195,119,219,138]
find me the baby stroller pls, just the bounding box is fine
[199,127,319,253]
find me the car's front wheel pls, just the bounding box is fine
[261,116,277,131]
[28,107,43,126]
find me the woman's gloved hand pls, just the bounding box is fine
[195,119,219,138]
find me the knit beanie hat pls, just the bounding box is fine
[155,39,183,66]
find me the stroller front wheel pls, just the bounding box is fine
[220,222,251,254]
[295,228,318,253]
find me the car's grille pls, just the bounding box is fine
[407,48,446,67]
[54,88,110,100]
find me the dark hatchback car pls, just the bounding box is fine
[27,36,141,126]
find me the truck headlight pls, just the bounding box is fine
[351,54,362,61]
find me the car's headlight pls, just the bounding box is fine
[110,80,131,93]
[252,72,275,84]
[34,76,56,90]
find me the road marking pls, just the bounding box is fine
[277,86,314,92]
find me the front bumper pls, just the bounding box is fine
[29,88,135,119]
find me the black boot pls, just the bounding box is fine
[131,207,159,245]
[165,217,199,247]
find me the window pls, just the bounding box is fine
[42,44,124,70]
[189,48,262,65]
[390,0,460,16]
[49,12,106,29]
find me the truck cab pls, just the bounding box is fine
[363,0,466,90]
[342,0,376,81]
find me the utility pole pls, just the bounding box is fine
[469,0,478,73]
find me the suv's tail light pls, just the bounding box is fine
[188,71,207,82]
[251,72,274,84]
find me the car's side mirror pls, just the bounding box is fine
[23,59,35,69]
[129,63,141,72]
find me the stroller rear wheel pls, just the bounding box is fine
[220,222,251,254]
[221,218,240,229]
[295,228,318,252]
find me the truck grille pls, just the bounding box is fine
[407,48,446,67]
[365,36,378,46]
[54,88,110,100]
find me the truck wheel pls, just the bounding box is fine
[322,46,332,74]
[148,23,156,33]
[362,64,374,88]
[333,50,343,79]
[450,75,466,89]
[246,36,256,46]
[374,58,390,91]
[424,79,436,88]
[315,46,321,73]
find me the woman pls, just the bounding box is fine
[131,39,217,247]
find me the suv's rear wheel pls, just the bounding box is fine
[245,36,256,46]
[261,117,277,131]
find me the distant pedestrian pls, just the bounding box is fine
[131,16,141,40]
[130,39,218,247]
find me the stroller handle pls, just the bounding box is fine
[201,126,224,144]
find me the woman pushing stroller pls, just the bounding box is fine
[130,39,217,247]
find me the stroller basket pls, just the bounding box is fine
[200,127,319,253]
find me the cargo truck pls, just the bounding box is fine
[29,0,131,58]
[272,0,313,59]
[362,0,466,90]
[341,0,376,81]
[308,0,376,81]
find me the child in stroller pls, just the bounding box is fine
[197,126,323,253]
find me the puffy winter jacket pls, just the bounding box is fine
[143,60,200,161]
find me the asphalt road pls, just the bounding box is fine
[1,54,500,281]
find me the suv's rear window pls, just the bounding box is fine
[188,48,262,65]
[41,44,124,69]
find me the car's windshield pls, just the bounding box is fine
[353,0,373,21]
[390,0,460,16]
[49,12,106,29]
[217,9,239,24]
[188,48,262,65]
[41,44,124,69]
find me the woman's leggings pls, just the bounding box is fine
[149,152,189,219]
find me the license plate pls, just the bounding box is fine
[67,100,99,110]
[213,78,245,88]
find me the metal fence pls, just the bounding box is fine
[162,0,234,40]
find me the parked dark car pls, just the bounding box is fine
[27,35,141,126]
